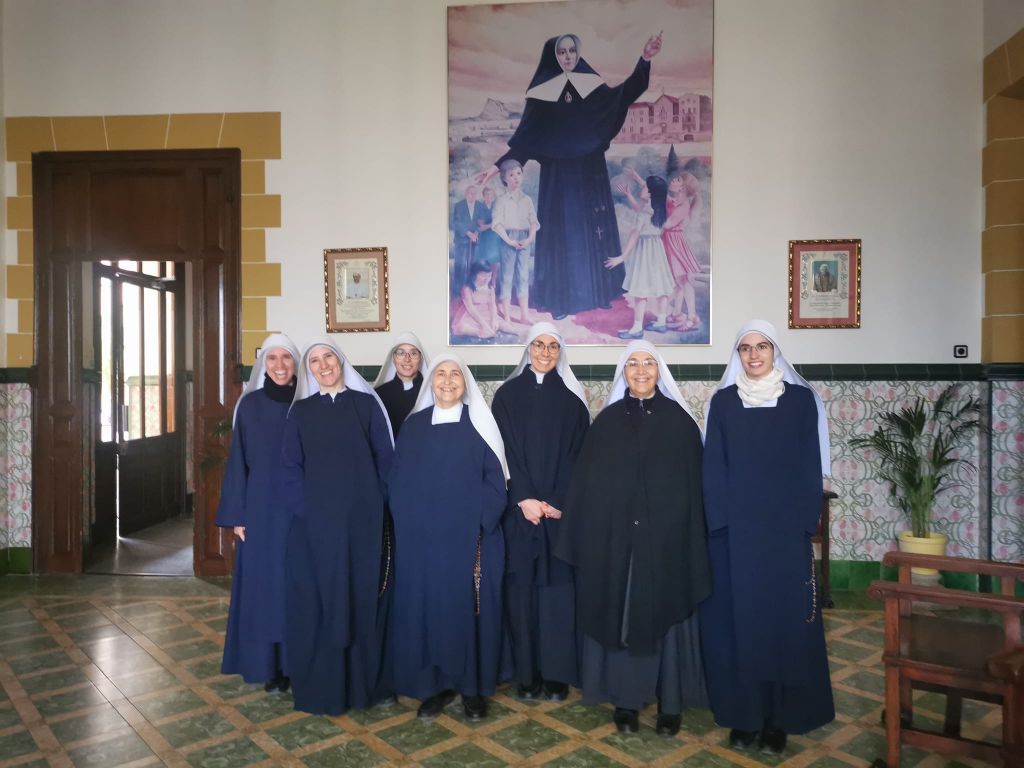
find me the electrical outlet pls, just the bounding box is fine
[953,345,968,359]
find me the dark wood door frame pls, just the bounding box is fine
[32,148,241,576]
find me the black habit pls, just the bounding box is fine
[375,373,423,438]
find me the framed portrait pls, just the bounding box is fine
[323,247,390,332]
[447,0,713,346]
[788,239,861,329]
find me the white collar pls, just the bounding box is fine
[431,402,464,424]
[526,71,604,101]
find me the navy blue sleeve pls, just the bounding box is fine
[702,392,730,533]
[795,389,825,534]
[367,398,395,493]
[280,408,305,518]
[480,446,508,534]
[215,406,249,528]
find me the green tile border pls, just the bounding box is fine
[0,367,32,383]
[0,548,32,576]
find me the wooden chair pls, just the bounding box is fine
[867,552,1024,768]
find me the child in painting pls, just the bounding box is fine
[663,171,703,331]
[452,262,519,340]
[604,176,675,339]
[492,159,539,325]
[476,186,502,285]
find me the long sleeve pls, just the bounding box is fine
[796,390,825,534]
[215,415,249,527]
[280,410,305,518]
[550,403,589,510]
[367,400,395,493]
[491,389,539,505]
[702,392,730,533]
[480,447,508,534]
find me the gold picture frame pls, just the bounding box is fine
[788,239,861,329]
[324,247,390,332]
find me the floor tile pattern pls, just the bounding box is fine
[0,578,1003,767]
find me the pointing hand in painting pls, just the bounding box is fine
[643,31,662,61]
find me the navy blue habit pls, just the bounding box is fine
[375,373,423,439]
[280,388,394,715]
[388,407,508,699]
[699,384,835,734]
[216,376,294,684]
[498,38,650,316]
[491,368,589,688]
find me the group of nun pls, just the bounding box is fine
[215,318,835,754]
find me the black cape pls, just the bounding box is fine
[491,368,589,585]
[375,373,423,438]
[555,390,710,655]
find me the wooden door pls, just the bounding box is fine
[33,149,240,575]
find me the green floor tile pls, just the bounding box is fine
[798,717,847,742]
[143,623,202,644]
[54,611,111,631]
[183,656,225,680]
[49,704,131,745]
[0,620,45,641]
[204,616,228,633]
[679,706,718,736]
[266,714,346,750]
[832,689,883,719]
[842,625,885,646]
[840,729,929,766]
[674,750,744,768]
[45,601,96,618]
[67,623,126,644]
[207,676,262,700]
[546,747,627,767]
[547,701,612,733]
[491,719,567,758]
[67,731,154,767]
[803,758,854,768]
[157,711,236,748]
[184,736,268,768]
[0,728,39,761]
[377,718,455,755]
[826,638,878,663]
[0,607,36,624]
[108,666,180,698]
[421,742,508,767]
[0,634,59,656]
[185,602,229,620]
[19,666,89,696]
[33,684,108,718]
[716,733,804,766]
[91,651,163,677]
[110,601,165,619]
[234,692,297,723]
[840,670,886,696]
[126,610,182,631]
[0,703,23,729]
[9,649,75,675]
[302,739,385,768]
[602,727,683,763]
[163,638,221,662]
[132,687,207,720]
[346,697,412,725]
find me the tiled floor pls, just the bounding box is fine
[86,517,194,577]
[0,577,1002,767]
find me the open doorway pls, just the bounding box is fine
[86,260,189,575]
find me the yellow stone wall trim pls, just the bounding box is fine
[985,270,1024,316]
[3,111,281,365]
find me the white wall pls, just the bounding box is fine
[1,0,984,366]
[985,0,1024,54]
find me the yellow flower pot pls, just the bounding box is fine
[897,531,949,576]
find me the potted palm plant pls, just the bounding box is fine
[851,384,981,572]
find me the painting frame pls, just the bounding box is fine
[788,238,861,329]
[323,247,390,333]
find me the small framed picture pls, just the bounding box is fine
[324,247,390,332]
[788,239,861,329]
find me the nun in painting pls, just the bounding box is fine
[217,334,300,692]
[555,340,709,735]
[699,320,834,754]
[476,32,661,319]
[373,332,430,439]
[388,354,509,721]
[491,322,589,700]
[280,337,395,716]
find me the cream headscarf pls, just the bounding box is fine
[410,353,509,481]
[232,333,301,426]
[708,319,831,475]
[372,332,430,388]
[502,322,589,416]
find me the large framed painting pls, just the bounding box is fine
[448,0,713,346]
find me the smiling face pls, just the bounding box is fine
[529,334,560,375]
[392,344,421,382]
[555,36,578,73]
[264,347,296,386]
[432,361,466,408]
[308,346,343,390]
[623,352,659,399]
[737,333,775,380]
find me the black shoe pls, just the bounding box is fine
[613,707,639,733]
[516,677,543,700]
[264,670,289,693]
[728,729,758,750]
[553,313,568,320]
[656,712,681,736]
[759,727,787,755]
[542,681,568,701]
[417,689,456,719]
[462,694,487,720]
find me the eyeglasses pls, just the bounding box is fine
[624,358,658,370]
[737,342,773,356]
[393,348,421,360]
[530,340,561,354]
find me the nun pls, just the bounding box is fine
[216,334,300,692]
[555,340,709,735]
[388,354,509,721]
[699,320,834,754]
[280,337,395,715]
[373,333,429,438]
[491,322,589,700]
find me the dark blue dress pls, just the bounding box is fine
[388,407,508,699]
[699,384,835,734]
[216,386,291,683]
[491,369,589,687]
[280,389,394,715]
[451,198,487,293]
